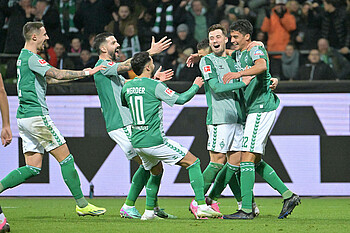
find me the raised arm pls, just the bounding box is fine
[0,74,12,147]
[223,59,267,84]
[147,36,172,56]
[116,58,132,73]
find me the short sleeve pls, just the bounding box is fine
[155,82,179,107]
[100,61,119,77]
[199,56,218,81]
[249,46,268,62]
[28,54,52,77]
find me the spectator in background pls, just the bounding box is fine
[186,0,214,43]
[176,47,201,81]
[105,4,135,43]
[261,0,296,78]
[74,0,113,42]
[174,23,197,52]
[120,22,140,59]
[294,1,322,50]
[74,49,96,81]
[3,0,34,54]
[2,0,34,79]
[152,0,184,40]
[138,9,154,51]
[58,0,78,36]
[281,43,299,80]
[87,33,96,52]
[296,49,336,81]
[318,38,350,80]
[44,40,58,67]
[54,41,75,70]
[321,0,350,55]
[34,0,63,46]
[70,37,82,53]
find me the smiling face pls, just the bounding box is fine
[230,30,250,51]
[208,29,227,56]
[35,26,49,52]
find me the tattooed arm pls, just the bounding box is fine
[116,58,132,73]
[45,65,106,83]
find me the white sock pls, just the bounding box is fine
[198,204,208,210]
[212,200,218,204]
[191,200,198,206]
[144,209,154,216]
[122,204,134,210]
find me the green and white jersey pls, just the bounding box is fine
[121,77,180,148]
[94,59,133,132]
[232,46,280,114]
[199,53,245,125]
[16,49,52,118]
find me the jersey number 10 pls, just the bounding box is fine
[129,96,145,125]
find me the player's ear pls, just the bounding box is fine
[225,36,228,44]
[244,33,250,41]
[100,45,107,53]
[32,33,37,41]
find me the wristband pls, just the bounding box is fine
[84,71,90,76]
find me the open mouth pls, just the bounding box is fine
[213,44,220,49]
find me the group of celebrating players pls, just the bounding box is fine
[0,18,301,232]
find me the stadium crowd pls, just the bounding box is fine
[0,0,350,82]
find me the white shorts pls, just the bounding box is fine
[241,110,276,155]
[134,138,188,170]
[108,125,138,160]
[207,124,243,153]
[17,115,66,154]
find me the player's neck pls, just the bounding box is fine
[214,50,227,57]
[24,42,38,54]
[99,54,112,61]
[241,40,251,51]
[139,71,151,79]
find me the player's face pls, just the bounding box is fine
[198,48,210,58]
[105,36,120,61]
[36,27,49,52]
[208,29,227,56]
[230,30,250,51]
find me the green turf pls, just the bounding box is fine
[1,197,349,233]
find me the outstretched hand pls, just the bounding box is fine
[186,53,201,67]
[84,65,106,75]
[223,72,241,84]
[193,76,204,88]
[148,36,172,56]
[154,66,174,82]
[269,77,278,90]
[1,126,12,147]
[242,75,255,85]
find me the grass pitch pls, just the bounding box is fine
[1,197,349,233]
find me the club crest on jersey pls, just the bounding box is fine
[203,65,212,73]
[38,59,47,65]
[254,49,264,56]
[165,88,174,96]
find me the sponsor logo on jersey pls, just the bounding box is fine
[165,88,174,96]
[108,61,114,66]
[203,65,212,73]
[254,49,264,56]
[38,59,48,65]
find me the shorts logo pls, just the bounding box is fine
[254,49,264,56]
[38,59,48,65]
[165,88,174,96]
[203,65,212,73]
[108,61,114,66]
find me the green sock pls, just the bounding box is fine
[0,165,41,193]
[145,172,162,210]
[240,162,255,213]
[203,162,224,194]
[255,161,292,199]
[226,164,242,202]
[60,154,87,208]
[187,159,205,205]
[208,164,228,201]
[125,165,150,206]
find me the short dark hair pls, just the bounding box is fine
[208,24,227,36]
[93,32,114,55]
[197,38,209,50]
[229,19,253,39]
[23,22,44,41]
[131,52,151,75]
